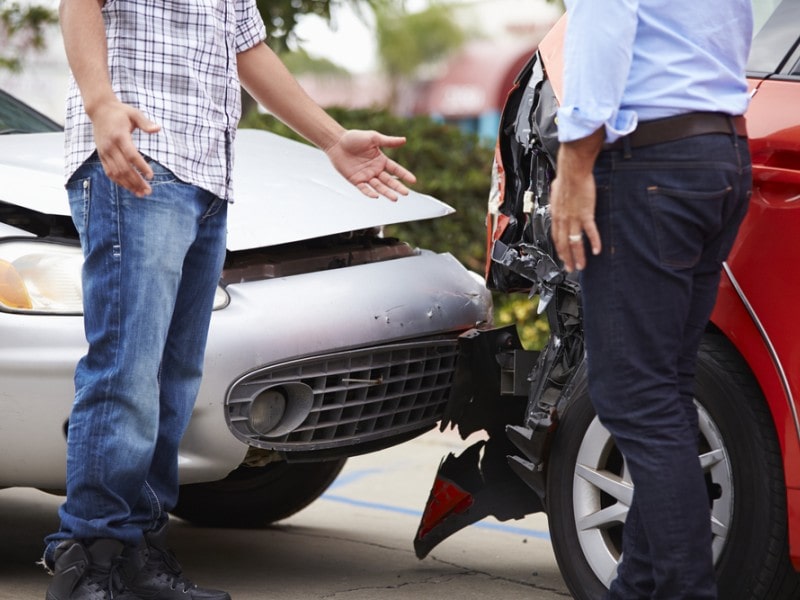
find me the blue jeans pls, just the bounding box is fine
[580,132,751,599]
[44,156,227,564]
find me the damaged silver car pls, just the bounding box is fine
[0,89,492,527]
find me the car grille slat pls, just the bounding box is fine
[292,388,450,433]
[225,338,459,452]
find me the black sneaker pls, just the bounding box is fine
[46,539,142,600]
[124,523,230,600]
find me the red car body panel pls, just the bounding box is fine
[713,76,800,568]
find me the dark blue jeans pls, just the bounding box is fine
[580,131,751,599]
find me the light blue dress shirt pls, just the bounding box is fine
[557,0,753,143]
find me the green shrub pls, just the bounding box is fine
[493,293,550,350]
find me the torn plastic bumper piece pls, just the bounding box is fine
[438,325,527,438]
[414,325,545,559]
[506,425,550,501]
[503,342,565,503]
[506,356,588,503]
[413,437,543,559]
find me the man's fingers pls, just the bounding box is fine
[373,133,407,149]
[380,170,410,195]
[129,107,162,135]
[352,167,411,202]
[555,239,575,273]
[100,129,160,196]
[100,147,152,197]
[129,150,154,182]
[550,220,569,269]
[553,223,601,273]
[328,129,417,202]
[386,159,416,184]
[566,235,587,272]
[584,222,602,257]
[369,176,400,202]
[138,119,161,135]
[356,182,379,199]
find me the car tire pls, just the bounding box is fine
[545,333,800,599]
[173,458,347,528]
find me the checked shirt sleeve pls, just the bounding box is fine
[236,0,268,53]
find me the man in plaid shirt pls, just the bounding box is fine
[44,1,416,599]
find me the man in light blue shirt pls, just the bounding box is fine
[549,0,753,598]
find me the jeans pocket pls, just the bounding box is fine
[143,157,180,187]
[646,185,733,269]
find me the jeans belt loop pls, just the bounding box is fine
[623,134,632,159]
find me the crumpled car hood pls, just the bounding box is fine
[0,129,454,250]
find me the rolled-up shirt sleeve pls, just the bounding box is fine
[236,0,267,53]
[557,0,639,143]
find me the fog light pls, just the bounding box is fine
[250,389,287,435]
[248,383,314,438]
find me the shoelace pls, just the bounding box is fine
[149,547,194,593]
[86,558,130,599]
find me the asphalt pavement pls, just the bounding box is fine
[0,428,570,599]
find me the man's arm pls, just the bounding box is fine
[549,0,639,271]
[237,42,415,201]
[558,0,638,145]
[549,127,604,272]
[59,0,160,196]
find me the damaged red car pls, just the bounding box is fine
[414,2,800,599]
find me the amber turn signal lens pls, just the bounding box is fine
[0,259,33,310]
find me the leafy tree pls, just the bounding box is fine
[374,3,465,105]
[0,1,57,72]
[257,0,383,53]
[279,47,351,76]
[375,4,465,79]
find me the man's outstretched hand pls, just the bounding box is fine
[324,130,417,201]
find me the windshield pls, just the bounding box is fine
[0,89,62,134]
[748,0,800,74]
[752,0,785,35]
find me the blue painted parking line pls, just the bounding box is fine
[326,468,384,489]
[321,494,421,518]
[321,483,551,541]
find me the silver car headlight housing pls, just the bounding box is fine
[0,240,229,314]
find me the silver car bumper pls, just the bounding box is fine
[0,250,491,488]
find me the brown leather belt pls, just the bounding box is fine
[603,112,747,151]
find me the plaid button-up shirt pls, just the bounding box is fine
[64,0,267,201]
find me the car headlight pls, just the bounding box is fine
[212,284,230,310]
[0,241,83,314]
[0,240,230,314]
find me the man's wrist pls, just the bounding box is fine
[82,90,119,120]
[318,124,347,153]
[557,127,605,175]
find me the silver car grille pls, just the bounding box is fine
[226,338,459,452]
